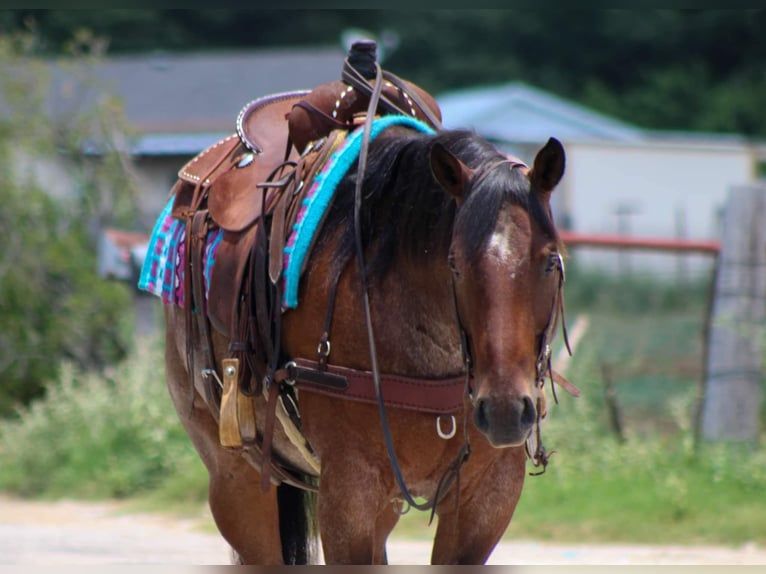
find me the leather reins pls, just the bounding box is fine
[348,59,472,517]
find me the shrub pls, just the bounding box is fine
[0,338,203,500]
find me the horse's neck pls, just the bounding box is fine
[283,241,463,378]
[366,258,463,377]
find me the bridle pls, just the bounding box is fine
[527,250,571,474]
[449,216,571,479]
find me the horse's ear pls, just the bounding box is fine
[530,137,566,194]
[430,142,473,200]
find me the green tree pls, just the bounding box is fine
[0,27,137,418]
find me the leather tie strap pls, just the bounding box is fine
[190,210,220,412]
[260,381,282,493]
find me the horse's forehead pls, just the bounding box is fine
[485,204,532,265]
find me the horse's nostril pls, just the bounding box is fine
[520,395,536,428]
[474,398,490,433]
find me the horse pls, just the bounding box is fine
[161,105,571,563]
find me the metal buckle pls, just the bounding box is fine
[283,360,297,386]
[317,339,331,359]
[201,368,223,389]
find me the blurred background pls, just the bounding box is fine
[0,9,764,551]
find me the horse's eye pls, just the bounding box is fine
[545,253,559,275]
[448,252,460,277]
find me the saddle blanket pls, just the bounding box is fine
[137,198,223,311]
[138,115,435,311]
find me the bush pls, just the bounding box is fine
[563,263,710,314]
[0,28,139,417]
[0,338,204,500]
[0,184,134,418]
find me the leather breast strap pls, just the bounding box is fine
[284,359,466,414]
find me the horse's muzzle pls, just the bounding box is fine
[473,394,536,447]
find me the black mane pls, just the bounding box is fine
[314,127,557,282]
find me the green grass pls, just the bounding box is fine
[502,438,766,545]
[0,270,764,546]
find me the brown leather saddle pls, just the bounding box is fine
[172,62,442,344]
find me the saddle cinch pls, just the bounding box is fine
[172,41,444,477]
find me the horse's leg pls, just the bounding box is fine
[164,313,283,564]
[205,452,283,564]
[314,462,381,563]
[430,446,527,564]
[374,504,401,564]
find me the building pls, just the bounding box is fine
[39,46,346,286]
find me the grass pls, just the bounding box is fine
[0,268,764,546]
[503,437,766,545]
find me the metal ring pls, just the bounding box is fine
[392,498,410,516]
[283,360,297,386]
[201,368,223,389]
[317,339,331,358]
[436,415,457,440]
[556,252,566,281]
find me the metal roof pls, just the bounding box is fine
[436,81,647,144]
[46,47,346,154]
[129,132,231,156]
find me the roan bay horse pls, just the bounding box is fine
[158,44,575,565]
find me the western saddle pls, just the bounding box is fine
[172,40,465,491]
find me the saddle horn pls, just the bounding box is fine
[287,39,442,154]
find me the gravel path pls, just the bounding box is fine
[1,495,764,565]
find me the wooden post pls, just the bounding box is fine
[701,184,766,442]
[600,363,626,444]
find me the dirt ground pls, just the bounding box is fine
[1,494,764,565]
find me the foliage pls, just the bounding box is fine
[498,333,766,545]
[2,10,765,136]
[0,27,139,417]
[563,264,711,315]
[0,339,205,500]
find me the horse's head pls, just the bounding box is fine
[431,136,566,447]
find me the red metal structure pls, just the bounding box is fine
[559,231,720,255]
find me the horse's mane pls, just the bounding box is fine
[315,127,558,282]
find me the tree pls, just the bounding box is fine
[0,26,137,417]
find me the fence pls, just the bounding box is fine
[561,182,766,443]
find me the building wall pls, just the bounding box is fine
[567,139,753,238]
[132,155,190,229]
[563,138,755,278]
